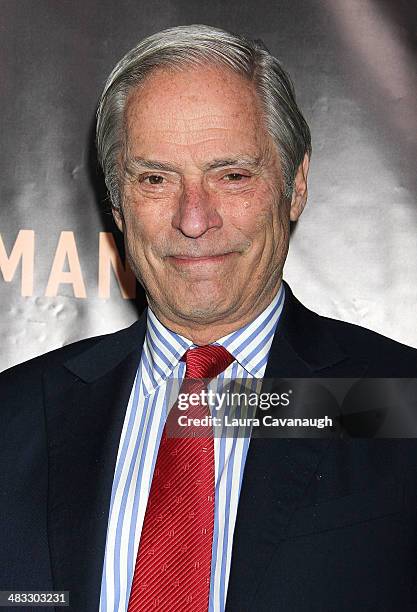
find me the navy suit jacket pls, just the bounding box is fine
[1,282,417,611]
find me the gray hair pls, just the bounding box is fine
[96,24,311,211]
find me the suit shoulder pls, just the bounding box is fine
[0,327,136,427]
[319,314,417,375]
[0,328,128,386]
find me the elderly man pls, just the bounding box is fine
[1,24,417,612]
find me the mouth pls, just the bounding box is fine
[167,252,237,266]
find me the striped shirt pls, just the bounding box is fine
[99,283,285,612]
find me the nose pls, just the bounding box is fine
[172,181,222,238]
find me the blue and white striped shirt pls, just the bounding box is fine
[99,283,285,611]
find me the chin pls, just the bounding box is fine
[170,294,236,323]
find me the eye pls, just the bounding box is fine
[145,174,164,185]
[224,173,246,181]
[138,173,165,186]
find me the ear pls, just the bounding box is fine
[112,206,124,233]
[289,153,310,222]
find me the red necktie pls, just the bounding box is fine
[127,344,234,612]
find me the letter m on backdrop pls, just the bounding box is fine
[0,230,34,296]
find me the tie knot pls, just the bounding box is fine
[181,345,234,380]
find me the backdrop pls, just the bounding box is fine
[1,0,416,372]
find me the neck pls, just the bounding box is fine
[149,281,282,345]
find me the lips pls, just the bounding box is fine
[168,253,235,265]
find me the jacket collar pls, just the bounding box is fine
[263,280,348,378]
[63,310,148,382]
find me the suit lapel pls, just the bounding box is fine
[44,314,147,612]
[226,282,368,612]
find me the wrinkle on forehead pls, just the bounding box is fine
[126,113,260,151]
[131,127,253,149]
[135,116,246,137]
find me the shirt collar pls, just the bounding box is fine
[142,309,192,393]
[215,282,285,377]
[142,283,285,392]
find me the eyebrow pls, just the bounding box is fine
[126,157,180,173]
[126,155,264,174]
[203,156,263,172]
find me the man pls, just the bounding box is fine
[1,24,417,612]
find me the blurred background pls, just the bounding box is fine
[1,0,416,371]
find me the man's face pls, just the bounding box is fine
[115,64,307,339]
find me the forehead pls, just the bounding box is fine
[124,64,271,159]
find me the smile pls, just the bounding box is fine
[168,253,236,266]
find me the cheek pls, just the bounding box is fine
[227,190,278,242]
[123,214,145,254]
[122,200,169,253]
